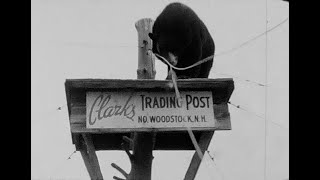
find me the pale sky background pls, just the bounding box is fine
[31,0,289,179]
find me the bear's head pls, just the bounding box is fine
[148,26,192,67]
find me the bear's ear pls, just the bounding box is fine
[148,33,154,40]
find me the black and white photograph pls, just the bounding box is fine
[31,0,289,179]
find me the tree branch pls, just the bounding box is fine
[113,176,125,180]
[122,136,134,161]
[111,163,129,179]
[123,136,133,145]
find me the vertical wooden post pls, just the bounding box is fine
[129,18,156,180]
[136,18,156,79]
[111,18,156,180]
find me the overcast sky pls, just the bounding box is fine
[31,0,289,179]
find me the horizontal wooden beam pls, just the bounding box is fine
[65,78,234,90]
[71,124,229,133]
[74,131,215,151]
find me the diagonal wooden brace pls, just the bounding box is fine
[184,131,214,180]
[80,134,104,180]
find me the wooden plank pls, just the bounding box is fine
[70,114,85,124]
[79,135,98,179]
[80,147,98,179]
[65,81,72,117]
[184,131,214,180]
[66,78,233,90]
[69,88,86,107]
[73,128,220,151]
[65,82,75,144]
[213,104,231,129]
[76,131,205,151]
[71,106,86,115]
[80,134,103,180]
[71,123,229,133]
[75,131,216,151]
[65,79,234,105]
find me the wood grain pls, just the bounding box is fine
[79,134,103,179]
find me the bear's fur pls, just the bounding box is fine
[149,2,215,79]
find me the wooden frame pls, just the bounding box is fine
[65,78,234,180]
[65,78,234,151]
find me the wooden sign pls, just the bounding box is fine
[65,79,233,150]
[86,91,216,129]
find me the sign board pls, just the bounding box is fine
[86,91,216,129]
[66,79,233,150]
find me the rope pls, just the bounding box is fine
[164,67,204,162]
[154,52,214,71]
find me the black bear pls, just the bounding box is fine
[149,2,215,79]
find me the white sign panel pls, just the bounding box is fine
[86,91,215,129]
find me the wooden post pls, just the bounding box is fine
[112,18,156,180]
[136,18,156,79]
[80,134,104,180]
[184,131,214,180]
[131,18,156,180]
